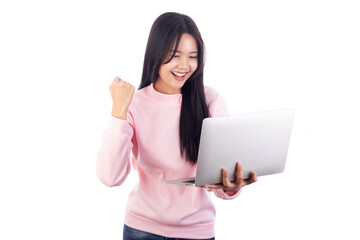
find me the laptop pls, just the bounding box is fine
[165,109,295,187]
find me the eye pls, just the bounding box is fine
[190,56,198,59]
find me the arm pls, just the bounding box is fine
[96,77,135,187]
[96,114,134,187]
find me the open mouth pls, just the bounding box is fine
[171,72,187,81]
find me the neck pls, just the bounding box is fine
[154,80,181,94]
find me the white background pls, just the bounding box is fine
[0,0,359,239]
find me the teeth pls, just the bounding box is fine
[172,72,186,77]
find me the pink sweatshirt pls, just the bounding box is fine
[96,83,241,239]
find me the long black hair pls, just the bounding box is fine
[139,12,210,165]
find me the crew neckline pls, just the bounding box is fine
[145,82,182,107]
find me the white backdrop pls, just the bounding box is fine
[0,0,359,239]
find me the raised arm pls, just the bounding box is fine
[96,77,135,187]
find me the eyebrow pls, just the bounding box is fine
[172,50,198,54]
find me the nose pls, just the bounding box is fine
[177,56,188,70]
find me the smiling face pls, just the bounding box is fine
[154,33,198,94]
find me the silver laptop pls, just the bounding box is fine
[166,109,295,187]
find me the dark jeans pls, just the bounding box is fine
[123,224,215,240]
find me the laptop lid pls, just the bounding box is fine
[194,109,295,187]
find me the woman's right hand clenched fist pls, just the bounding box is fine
[109,76,135,120]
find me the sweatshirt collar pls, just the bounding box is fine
[145,82,182,107]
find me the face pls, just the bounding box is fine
[154,33,198,94]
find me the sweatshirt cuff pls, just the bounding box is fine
[213,188,242,200]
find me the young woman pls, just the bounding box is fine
[97,12,258,240]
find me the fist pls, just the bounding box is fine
[109,76,135,119]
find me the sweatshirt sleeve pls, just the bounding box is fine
[96,113,134,187]
[207,88,242,200]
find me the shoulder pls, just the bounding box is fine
[204,85,228,117]
[130,85,148,103]
[204,85,223,105]
[204,85,219,96]
[125,86,150,127]
[127,85,148,113]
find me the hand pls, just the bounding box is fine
[203,162,258,192]
[109,76,135,120]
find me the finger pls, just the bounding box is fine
[113,76,121,83]
[115,77,127,86]
[235,162,243,186]
[222,168,232,188]
[244,172,258,186]
[251,172,258,183]
[110,77,121,89]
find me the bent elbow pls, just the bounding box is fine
[96,168,129,187]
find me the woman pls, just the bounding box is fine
[97,12,258,240]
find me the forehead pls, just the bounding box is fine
[174,33,198,52]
